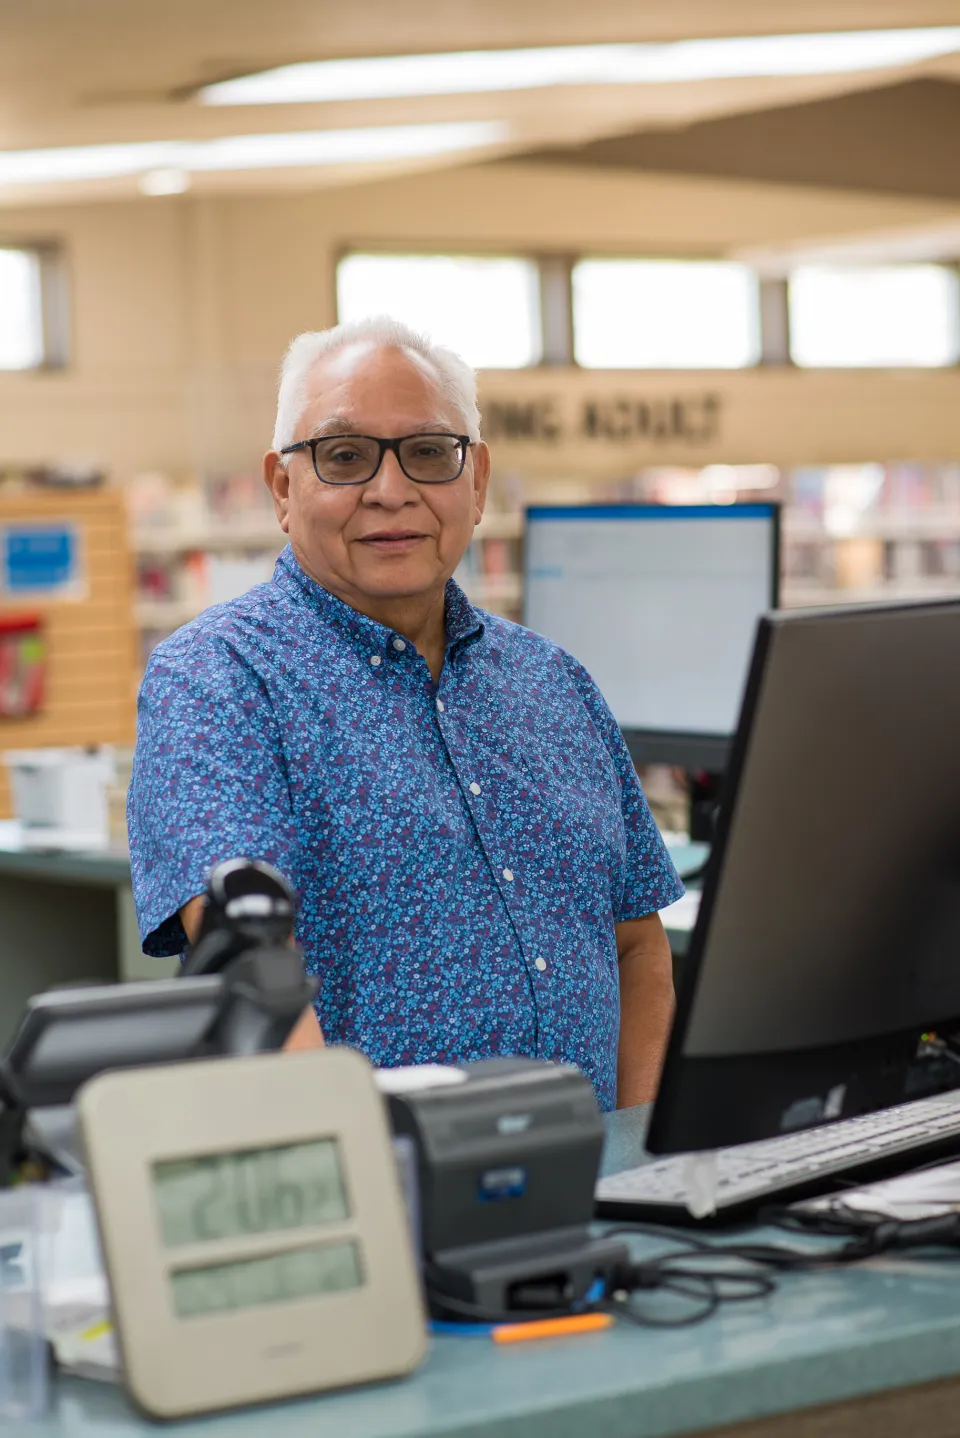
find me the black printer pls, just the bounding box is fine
[384,1057,627,1318]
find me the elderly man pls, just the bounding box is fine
[128,317,683,1108]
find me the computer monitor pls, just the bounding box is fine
[4,977,224,1108]
[523,503,780,771]
[647,598,960,1155]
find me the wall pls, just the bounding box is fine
[2,161,960,481]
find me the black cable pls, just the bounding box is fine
[425,1224,779,1333]
[431,1197,960,1332]
[609,1206,960,1280]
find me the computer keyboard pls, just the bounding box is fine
[596,1090,960,1223]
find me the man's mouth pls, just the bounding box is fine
[357,531,429,553]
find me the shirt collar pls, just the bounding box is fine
[272,543,485,659]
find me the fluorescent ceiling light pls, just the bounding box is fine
[0,122,506,187]
[140,168,191,196]
[200,28,960,105]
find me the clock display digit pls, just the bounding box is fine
[170,1240,363,1318]
[153,1139,349,1248]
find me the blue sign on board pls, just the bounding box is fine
[1,525,82,597]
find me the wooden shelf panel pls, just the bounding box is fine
[0,488,137,817]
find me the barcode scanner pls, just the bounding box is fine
[180,858,316,1056]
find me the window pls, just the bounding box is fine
[572,258,760,369]
[0,247,45,370]
[789,265,960,367]
[336,253,541,368]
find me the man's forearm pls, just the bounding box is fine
[616,916,676,1108]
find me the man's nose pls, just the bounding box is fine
[362,448,418,505]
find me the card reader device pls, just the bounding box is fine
[383,1058,627,1318]
[0,858,317,1179]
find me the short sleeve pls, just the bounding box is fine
[127,629,297,956]
[564,655,685,922]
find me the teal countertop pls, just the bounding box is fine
[0,831,705,891]
[31,1105,960,1438]
[0,822,130,886]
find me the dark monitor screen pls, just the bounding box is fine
[523,503,780,771]
[4,977,224,1108]
[648,598,960,1154]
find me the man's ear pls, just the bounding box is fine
[263,451,291,533]
[471,441,491,525]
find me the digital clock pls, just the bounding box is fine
[77,1047,426,1419]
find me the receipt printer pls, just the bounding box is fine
[383,1059,627,1317]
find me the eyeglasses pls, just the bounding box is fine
[280,432,473,487]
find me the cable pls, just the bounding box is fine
[429,1200,960,1334]
[608,1207,960,1283]
[425,1228,778,1333]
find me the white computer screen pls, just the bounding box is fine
[523,504,777,735]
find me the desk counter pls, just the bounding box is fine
[32,1105,960,1438]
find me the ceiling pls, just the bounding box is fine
[4,0,960,228]
[527,77,960,201]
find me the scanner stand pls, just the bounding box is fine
[427,1226,628,1317]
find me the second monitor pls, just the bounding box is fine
[523,502,780,771]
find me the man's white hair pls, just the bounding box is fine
[271,316,482,454]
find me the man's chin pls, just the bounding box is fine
[351,562,450,602]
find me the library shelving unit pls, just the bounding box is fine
[129,462,960,664]
[454,510,524,619]
[614,461,960,611]
[131,485,527,661]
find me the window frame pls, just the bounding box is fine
[334,247,960,374]
[570,252,764,372]
[786,261,960,370]
[0,240,69,373]
[333,246,546,372]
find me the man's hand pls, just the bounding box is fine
[179,897,324,1052]
[615,913,675,1108]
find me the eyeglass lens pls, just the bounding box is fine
[312,434,465,485]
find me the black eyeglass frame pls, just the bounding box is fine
[279,433,474,487]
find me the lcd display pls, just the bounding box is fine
[153,1139,349,1248]
[170,1240,363,1318]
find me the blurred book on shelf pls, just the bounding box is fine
[0,461,105,492]
[127,471,284,665]
[603,461,960,607]
[127,458,960,667]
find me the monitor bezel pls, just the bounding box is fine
[647,597,960,1156]
[3,976,225,1109]
[522,500,781,763]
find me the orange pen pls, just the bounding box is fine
[492,1313,614,1344]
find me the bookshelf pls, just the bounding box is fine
[127,461,960,665]
[455,510,524,618]
[131,477,528,658]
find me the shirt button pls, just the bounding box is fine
[392,638,406,652]
[469,782,481,796]
[436,699,445,713]
[369,654,381,667]
[503,868,514,882]
[535,957,547,972]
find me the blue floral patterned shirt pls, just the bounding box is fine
[128,544,683,1109]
